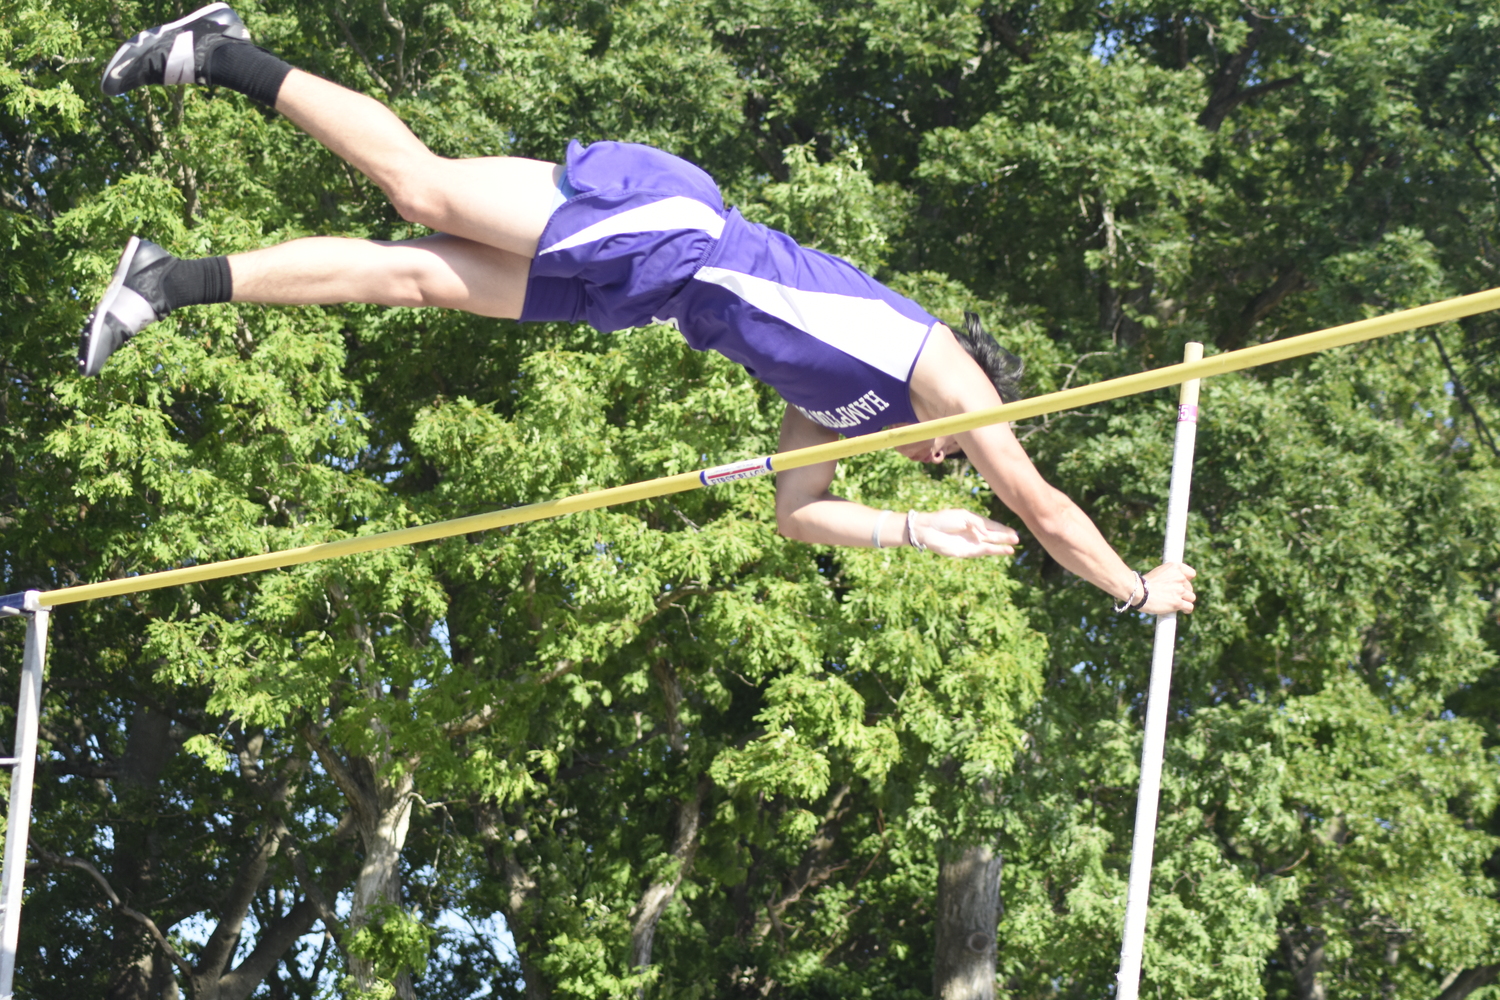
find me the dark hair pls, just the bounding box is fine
[952,311,1025,403]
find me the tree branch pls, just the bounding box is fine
[1432,331,1500,460]
[197,822,287,982]
[1201,73,1303,132]
[986,10,1033,63]
[280,828,347,946]
[443,704,501,737]
[750,784,853,946]
[1198,18,1303,133]
[1436,965,1500,1000]
[332,7,395,95]
[34,848,194,981]
[443,657,581,737]
[218,896,324,1000]
[1221,265,1307,349]
[303,725,378,830]
[1466,136,1500,192]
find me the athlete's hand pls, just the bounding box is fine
[1140,562,1197,615]
[908,509,1020,559]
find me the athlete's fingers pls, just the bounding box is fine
[971,513,1019,544]
[956,538,1014,558]
[919,510,1021,558]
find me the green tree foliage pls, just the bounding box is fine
[3,0,1500,998]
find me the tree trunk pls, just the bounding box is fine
[187,823,285,1000]
[1091,193,1154,348]
[629,775,708,976]
[629,656,709,984]
[106,706,177,1000]
[185,818,325,1000]
[477,802,551,1000]
[317,585,422,998]
[1436,965,1500,1000]
[1280,928,1327,1000]
[1098,267,1154,347]
[311,738,418,999]
[932,842,1002,1000]
[353,765,417,998]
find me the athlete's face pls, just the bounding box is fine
[893,433,962,464]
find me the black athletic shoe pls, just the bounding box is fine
[78,237,177,376]
[101,2,250,96]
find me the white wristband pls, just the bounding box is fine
[871,510,894,548]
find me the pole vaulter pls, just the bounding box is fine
[2,3,1499,992]
[81,3,1198,620]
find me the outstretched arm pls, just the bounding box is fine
[773,407,1019,558]
[910,326,1196,615]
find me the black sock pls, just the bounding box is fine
[206,42,293,107]
[161,256,234,311]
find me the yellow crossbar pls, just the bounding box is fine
[37,285,1500,607]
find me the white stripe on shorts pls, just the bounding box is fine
[539,196,726,255]
[693,266,930,382]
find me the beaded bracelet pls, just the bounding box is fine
[906,510,927,552]
[1113,571,1149,613]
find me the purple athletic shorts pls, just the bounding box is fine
[521,141,724,332]
[521,140,937,436]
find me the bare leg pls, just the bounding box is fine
[272,70,559,258]
[228,235,532,319]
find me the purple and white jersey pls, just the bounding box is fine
[521,141,938,436]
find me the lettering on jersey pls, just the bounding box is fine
[796,390,891,430]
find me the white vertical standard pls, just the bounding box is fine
[1115,342,1204,1000]
[0,591,50,999]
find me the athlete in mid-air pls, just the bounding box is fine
[82,3,1196,615]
